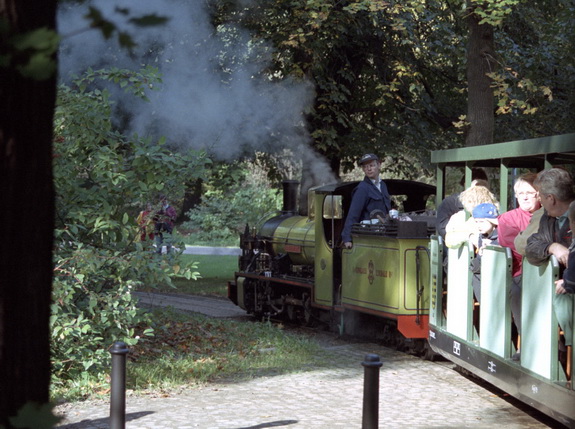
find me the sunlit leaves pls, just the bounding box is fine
[469,0,521,27]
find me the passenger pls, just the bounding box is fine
[136,202,155,242]
[444,180,499,249]
[436,168,488,240]
[342,154,391,249]
[525,168,575,356]
[154,194,177,254]
[469,203,499,303]
[555,200,575,295]
[513,207,544,256]
[497,173,541,346]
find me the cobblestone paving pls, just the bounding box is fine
[54,340,559,429]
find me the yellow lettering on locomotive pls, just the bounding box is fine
[375,270,393,278]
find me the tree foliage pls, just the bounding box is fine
[211,0,574,171]
[51,67,207,392]
[182,159,283,243]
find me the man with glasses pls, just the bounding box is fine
[498,173,541,360]
[342,154,391,249]
[526,169,574,266]
[525,168,574,368]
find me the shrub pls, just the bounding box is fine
[183,169,282,243]
[51,67,204,395]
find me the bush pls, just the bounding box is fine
[51,67,204,396]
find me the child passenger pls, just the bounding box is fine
[469,203,500,303]
[444,180,499,249]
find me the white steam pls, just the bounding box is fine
[57,0,331,174]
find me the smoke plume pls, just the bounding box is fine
[57,0,334,180]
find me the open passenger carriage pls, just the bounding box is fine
[428,133,575,427]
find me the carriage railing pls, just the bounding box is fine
[521,257,562,380]
[445,241,475,341]
[430,234,574,384]
[479,245,513,358]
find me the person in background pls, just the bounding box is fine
[436,168,489,240]
[525,168,574,368]
[468,203,499,303]
[154,195,177,254]
[136,202,155,242]
[444,180,499,249]
[342,153,391,249]
[497,172,541,357]
[513,207,544,256]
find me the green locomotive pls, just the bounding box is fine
[228,179,436,352]
[428,133,575,428]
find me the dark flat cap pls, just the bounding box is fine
[358,153,379,166]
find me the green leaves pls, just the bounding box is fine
[2,26,60,80]
[470,0,521,27]
[128,14,170,27]
[83,7,169,50]
[9,402,61,429]
[51,67,208,394]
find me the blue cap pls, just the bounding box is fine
[472,203,499,223]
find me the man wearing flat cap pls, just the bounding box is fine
[341,154,391,249]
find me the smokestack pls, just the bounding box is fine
[281,180,299,215]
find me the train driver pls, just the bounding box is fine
[342,153,391,249]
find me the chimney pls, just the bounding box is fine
[281,180,300,215]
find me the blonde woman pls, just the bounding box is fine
[444,180,499,249]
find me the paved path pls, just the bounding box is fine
[133,292,248,319]
[183,246,241,256]
[54,294,562,429]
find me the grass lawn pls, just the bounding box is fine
[146,254,239,298]
[53,307,326,401]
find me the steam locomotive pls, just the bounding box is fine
[227,178,437,354]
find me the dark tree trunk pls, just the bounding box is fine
[0,0,57,426]
[176,178,203,224]
[465,5,496,147]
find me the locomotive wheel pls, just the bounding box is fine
[286,304,296,321]
[422,342,440,361]
[302,297,316,327]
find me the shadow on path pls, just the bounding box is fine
[56,411,154,428]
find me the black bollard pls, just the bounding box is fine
[361,353,383,429]
[110,341,130,429]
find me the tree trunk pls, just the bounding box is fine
[0,1,57,426]
[465,5,496,147]
[176,178,203,224]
